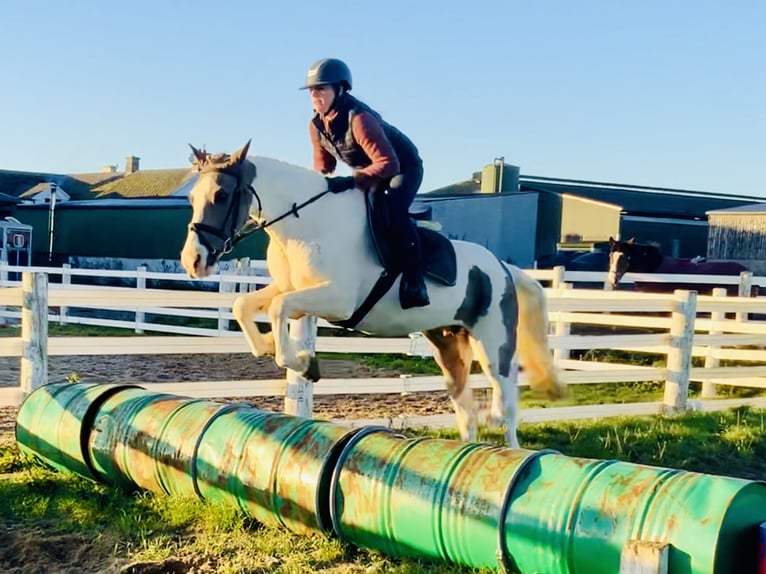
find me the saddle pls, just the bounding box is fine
[366,191,457,286]
[332,191,456,330]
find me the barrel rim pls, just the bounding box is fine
[327,426,402,538]
[497,448,559,573]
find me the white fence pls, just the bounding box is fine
[2,262,766,431]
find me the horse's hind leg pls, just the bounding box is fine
[469,331,520,448]
[423,327,477,442]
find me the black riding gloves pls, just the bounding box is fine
[326,176,355,193]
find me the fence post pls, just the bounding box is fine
[701,287,726,399]
[0,250,7,326]
[663,289,696,412]
[20,272,48,394]
[135,265,146,334]
[217,266,234,333]
[59,263,71,325]
[236,257,250,293]
[284,316,316,418]
[737,271,753,323]
[552,282,572,363]
[552,265,565,289]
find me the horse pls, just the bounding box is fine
[607,237,749,294]
[180,141,564,447]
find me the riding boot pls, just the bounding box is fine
[399,238,430,309]
[400,270,430,309]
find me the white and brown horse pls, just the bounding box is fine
[180,141,563,446]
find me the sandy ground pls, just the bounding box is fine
[0,353,455,428]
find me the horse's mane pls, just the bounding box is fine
[249,156,327,196]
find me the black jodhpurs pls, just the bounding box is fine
[383,162,424,277]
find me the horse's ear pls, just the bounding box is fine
[609,236,616,245]
[189,143,206,165]
[229,140,252,166]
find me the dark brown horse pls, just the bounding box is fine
[607,237,749,294]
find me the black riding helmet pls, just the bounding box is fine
[301,58,352,91]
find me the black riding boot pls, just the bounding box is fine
[400,270,430,309]
[399,238,430,309]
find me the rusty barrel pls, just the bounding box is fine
[503,452,766,574]
[15,381,137,481]
[329,429,548,569]
[195,407,387,535]
[87,387,236,494]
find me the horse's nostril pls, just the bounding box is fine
[194,254,201,270]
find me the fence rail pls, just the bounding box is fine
[1,262,766,431]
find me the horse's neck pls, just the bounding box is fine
[248,156,326,219]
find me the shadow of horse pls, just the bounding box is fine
[607,237,750,295]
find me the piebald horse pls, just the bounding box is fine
[180,141,563,446]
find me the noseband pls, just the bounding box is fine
[187,169,259,264]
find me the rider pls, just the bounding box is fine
[301,58,429,309]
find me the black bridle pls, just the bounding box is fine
[188,167,331,264]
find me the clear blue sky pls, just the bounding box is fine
[2,0,764,196]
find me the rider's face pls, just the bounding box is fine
[309,85,335,115]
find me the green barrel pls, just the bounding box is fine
[15,382,137,481]
[503,452,766,574]
[88,387,234,494]
[330,430,547,569]
[195,408,385,535]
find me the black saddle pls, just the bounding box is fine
[366,191,457,286]
[330,191,456,330]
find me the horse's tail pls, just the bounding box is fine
[504,263,566,400]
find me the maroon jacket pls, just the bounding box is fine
[310,95,421,189]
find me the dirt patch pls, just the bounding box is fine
[0,524,122,574]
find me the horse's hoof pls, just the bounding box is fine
[303,357,321,382]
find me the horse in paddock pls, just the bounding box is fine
[180,141,563,447]
[607,237,749,295]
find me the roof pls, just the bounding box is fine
[707,203,766,216]
[0,167,195,202]
[423,179,480,197]
[90,168,194,198]
[0,169,94,201]
[519,175,765,220]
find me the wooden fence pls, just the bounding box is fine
[2,263,766,431]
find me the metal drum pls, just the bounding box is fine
[330,430,546,569]
[195,407,386,535]
[87,387,232,494]
[503,452,766,574]
[15,382,136,481]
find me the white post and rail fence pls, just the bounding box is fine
[2,265,766,430]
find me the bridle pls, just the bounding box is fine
[187,166,331,264]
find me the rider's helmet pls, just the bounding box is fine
[301,58,352,91]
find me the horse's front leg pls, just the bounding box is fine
[268,282,351,375]
[232,282,282,356]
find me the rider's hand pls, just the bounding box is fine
[326,176,355,194]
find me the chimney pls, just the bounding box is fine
[102,164,118,173]
[125,156,141,174]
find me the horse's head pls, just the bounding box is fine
[607,237,664,288]
[607,236,634,289]
[181,140,256,278]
